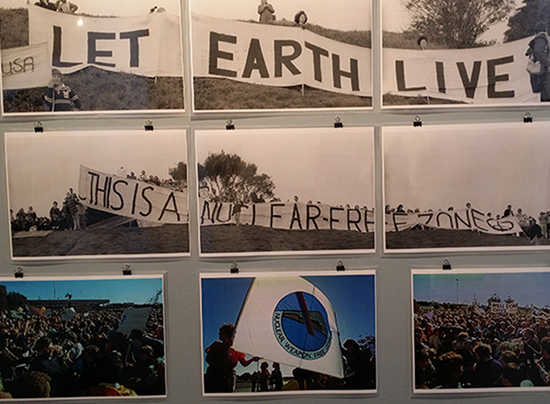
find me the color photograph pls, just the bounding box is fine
[383,122,550,252]
[196,127,375,255]
[201,271,376,395]
[0,0,184,114]
[191,0,372,110]
[5,130,189,259]
[0,275,165,399]
[382,0,549,107]
[413,268,550,392]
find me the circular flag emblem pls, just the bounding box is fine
[272,291,332,360]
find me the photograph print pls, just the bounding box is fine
[0,275,165,399]
[5,130,189,259]
[413,268,550,392]
[382,0,550,107]
[201,271,376,395]
[383,122,550,252]
[195,127,374,255]
[0,0,184,114]
[191,0,372,110]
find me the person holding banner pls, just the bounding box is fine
[204,324,261,393]
[56,0,78,14]
[258,0,275,24]
[44,69,81,112]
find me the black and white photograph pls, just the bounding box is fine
[201,271,376,395]
[0,275,166,399]
[191,0,372,111]
[383,122,550,252]
[5,130,189,259]
[382,0,550,107]
[0,0,184,114]
[196,127,374,255]
[413,268,550,392]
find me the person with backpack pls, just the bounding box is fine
[527,22,550,101]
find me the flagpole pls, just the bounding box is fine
[235,278,256,328]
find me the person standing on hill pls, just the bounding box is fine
[258,0,275,24]
[44,69,81,111]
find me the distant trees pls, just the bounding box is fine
[168,161,187,189]
[504,0,550,42]
[198,151,275,203]
[404,0,516,48]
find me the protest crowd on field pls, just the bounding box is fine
[414,301,550,389]
[0,302,164,398]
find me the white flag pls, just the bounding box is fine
[233,276,343,378]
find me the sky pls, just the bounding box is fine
[5,130,187,217]
[383,123,550,219]
[195,128,374,208]
[414,270,550,308]
[191,0,371,32]
[0,0,180,16]
[382,0,525,44]
[201,273,376,378]
[0,276,163,304]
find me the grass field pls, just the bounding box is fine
[194,78,371,110]
[200,224,374,253]
[385,228,550,250]
[11,224,189,257]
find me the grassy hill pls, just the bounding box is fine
[12,224,189,257]
[200,224,374,253]
[1,8,184,112]
[385,228,550,250]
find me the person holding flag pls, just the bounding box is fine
[204,324,261,393]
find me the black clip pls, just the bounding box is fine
[230,262,239,274]
[14,267,24,279]
[413,116,422,127]
[336,260,345,272]
[122,264,132,276]
[34,122,43,133]
[144,120,154,131]
[334,117,343,129]
[442,259,452,271]
[524,112,532,123]
[226,119,235,130]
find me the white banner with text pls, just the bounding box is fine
[1,43,50,90]
[199,200,374,233]
[79,166,188,224]
[29,6,183,77]
[385,208,522,235]
[383,38,539,104]
[192,13,372,96]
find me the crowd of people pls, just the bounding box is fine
[204,323,375,393]
[11,188,85,233]
[414,303,550,389]
[0,304,164,398]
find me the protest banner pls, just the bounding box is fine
[383,37,539,104]
[1,43,50,90]
[192,14,371,96]
[29,5,183,77]
[199,200,375,233]
[118,306,152,337]
[385,208,523,235]
[79,165,188,224]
